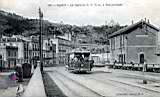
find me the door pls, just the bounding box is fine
[139,53,144,64]
[119,54,124,63]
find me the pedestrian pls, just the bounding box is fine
[143,60,147,72]
[130,61,134,70]
[113,60,117,69]
[9,72,17,81]
[16,84,25,97]
[15,64,23,82]
[143,59,147,84]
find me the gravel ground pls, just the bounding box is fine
[43,72,67,97]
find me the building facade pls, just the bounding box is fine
[28,36,40,66]
[0,34,71,69]
[109,20,159,64]
[0,35,40,68]
[49,36,71,65]
[0,46,18,69]
[43,38,56,66]
[0,37,20,69]
[23,35,68,66]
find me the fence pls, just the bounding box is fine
[106,62,160,72]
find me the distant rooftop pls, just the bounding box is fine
[0,35,31,42]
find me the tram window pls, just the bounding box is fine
[83,53,90,57]
[74,53,82,58]
[83,53,90,61]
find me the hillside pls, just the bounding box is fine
[0,10,125,44]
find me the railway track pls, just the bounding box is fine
[56,69,143,96]
[75,74,160,97]
[52,72,80,97]
[107,78,160,93]
[82,69,160,94]
[85,76,160,95]
[117,71,160,82]
[56,70,132,96]
[48,71,104,97]
[48,67,160,97]
[119,73,160,82]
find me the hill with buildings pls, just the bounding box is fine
[0,10,125,44]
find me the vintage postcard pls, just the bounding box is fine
[0,0,160,97]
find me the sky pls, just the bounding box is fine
[0,0,160,27]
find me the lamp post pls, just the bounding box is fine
[106,32,110,63]
[106,40,110,63]
[142,59,147,84]
[142,19,147,84]
[120,35,123,66]
[39,7,43,72]
[0,55,2,72]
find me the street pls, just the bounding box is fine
[45,66,160,97]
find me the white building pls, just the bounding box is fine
[47,35,71,65]
[0,35,25,63]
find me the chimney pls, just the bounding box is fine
[131,20,134,24]
[144,18,147,22]
[147,19,150,23]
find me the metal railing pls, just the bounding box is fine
[106,62,160,72]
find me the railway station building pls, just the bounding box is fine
[109,20,159,64]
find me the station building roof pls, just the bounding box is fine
[109,20,159,38]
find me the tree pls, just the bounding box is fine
[47,25,63,37]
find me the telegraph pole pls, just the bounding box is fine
[142,19,147,84]
[39,7,43,72]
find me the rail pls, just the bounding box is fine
[22,65,46,97]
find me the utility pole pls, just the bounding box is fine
[106,32,110,63]
[0,55,2,72]
[105,21,110,63]
[120,35,123,65]
[39,7,43,72]
[142,19,147,84]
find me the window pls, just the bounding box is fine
[119,54,125,63]
[122,35,125,47]
[111,38,115,50]
[15,52,17,57]
[43,54,45,58]
[32,44,34,50]
[8,51,10,57]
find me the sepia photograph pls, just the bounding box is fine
[0,0,160,97]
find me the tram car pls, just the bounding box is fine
[65,50,94,73]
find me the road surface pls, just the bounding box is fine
[44,66,160,97]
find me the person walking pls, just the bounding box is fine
[143,59,147,84]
